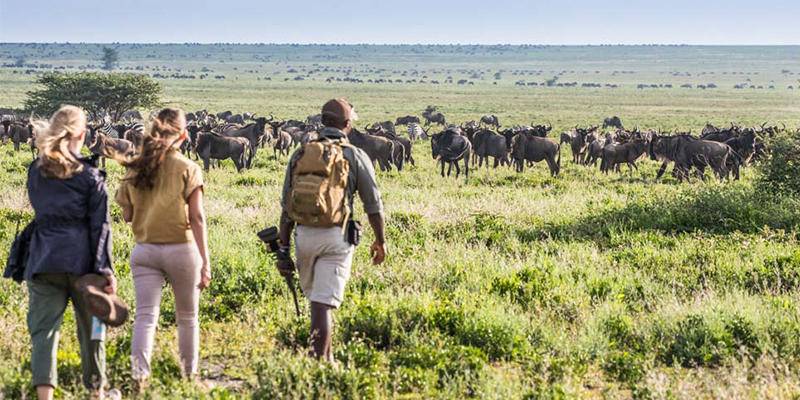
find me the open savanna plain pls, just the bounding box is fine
[1,44,800,399]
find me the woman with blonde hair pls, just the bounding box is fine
[115,107,210,390]
[25,105,116,399]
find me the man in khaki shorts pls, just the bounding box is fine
[278,98,386,361]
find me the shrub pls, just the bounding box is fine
[745,250,800,293]
[758,130,800,196]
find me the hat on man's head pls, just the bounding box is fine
[321,98,358,127]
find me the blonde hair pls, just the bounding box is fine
[125,108,186,189]
[33,105,87,179]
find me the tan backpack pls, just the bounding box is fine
[287,138,352,227]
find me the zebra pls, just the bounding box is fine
[214,122,242,134]
[98,122,120,139]
[408,122,427,141]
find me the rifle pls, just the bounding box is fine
[257,226,301,317]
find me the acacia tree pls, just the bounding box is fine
[24,72,162,121]
[102,47,119,70]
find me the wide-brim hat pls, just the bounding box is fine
[74,274,129,328]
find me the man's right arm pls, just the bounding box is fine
[353,148,386,264]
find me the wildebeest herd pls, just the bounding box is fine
[0,108,787,184]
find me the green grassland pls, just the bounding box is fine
[0,44,800,399]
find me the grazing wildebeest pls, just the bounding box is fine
[366,124,415,167]
[422,109,446,127]
[649,134,738,181]
[195,132,250,172]
[585,133,613,166]
[603,116,623,130]
[480,114,501,129]
[511,133,560,176]
[88,131,136,167]
[472,129,510,168]
[431,129,472,181]
[347,129,396,172]
[222,117,268,168]
[599,133,649,174]
[395,115,420,126]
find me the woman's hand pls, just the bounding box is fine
[104,274,117,294]
[198,263,212,290]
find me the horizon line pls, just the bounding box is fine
[2,42,800,47]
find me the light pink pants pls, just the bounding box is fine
[130,242,201,379]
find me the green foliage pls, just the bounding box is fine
[758,130,800,196]
[24,71,161,121]
[2,44,800,398]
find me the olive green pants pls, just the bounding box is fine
[27,273,106,390]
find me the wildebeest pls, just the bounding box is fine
[649,134,738,181]
[272,129,293,158]
[431,129,472,181]
[195,132,250,172]
[585,133,613,166]
[603,116,623,130]
[347,129,396,172]
[510,133,560,176]
[221,117,268,168]
[599,133,649,174]
[422,108,446,127]
[216,110,233,121]
[723,129,757,165]
[563,126,598,164]
[366,124,414,167]
[88,131,136,167]
[480,115,501,129]
[306,114,322,127]
[227,114,246,124]
[8,122,33,152]
[472,129,510,168]
[395,115,420,126]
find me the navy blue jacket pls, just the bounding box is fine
[25,156,113,280]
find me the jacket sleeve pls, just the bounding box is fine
[87,168,113,276]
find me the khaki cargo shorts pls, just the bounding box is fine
[295,225,355,308]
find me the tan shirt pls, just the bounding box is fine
[115,150,204,244]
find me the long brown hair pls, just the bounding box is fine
[125,108,185,190]
[33,105,87,179]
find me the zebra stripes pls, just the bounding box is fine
[408,122,426,141]
[98,122,119,138]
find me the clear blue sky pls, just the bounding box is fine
[1,0,797,44]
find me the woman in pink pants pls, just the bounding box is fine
[116,108,211,391]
